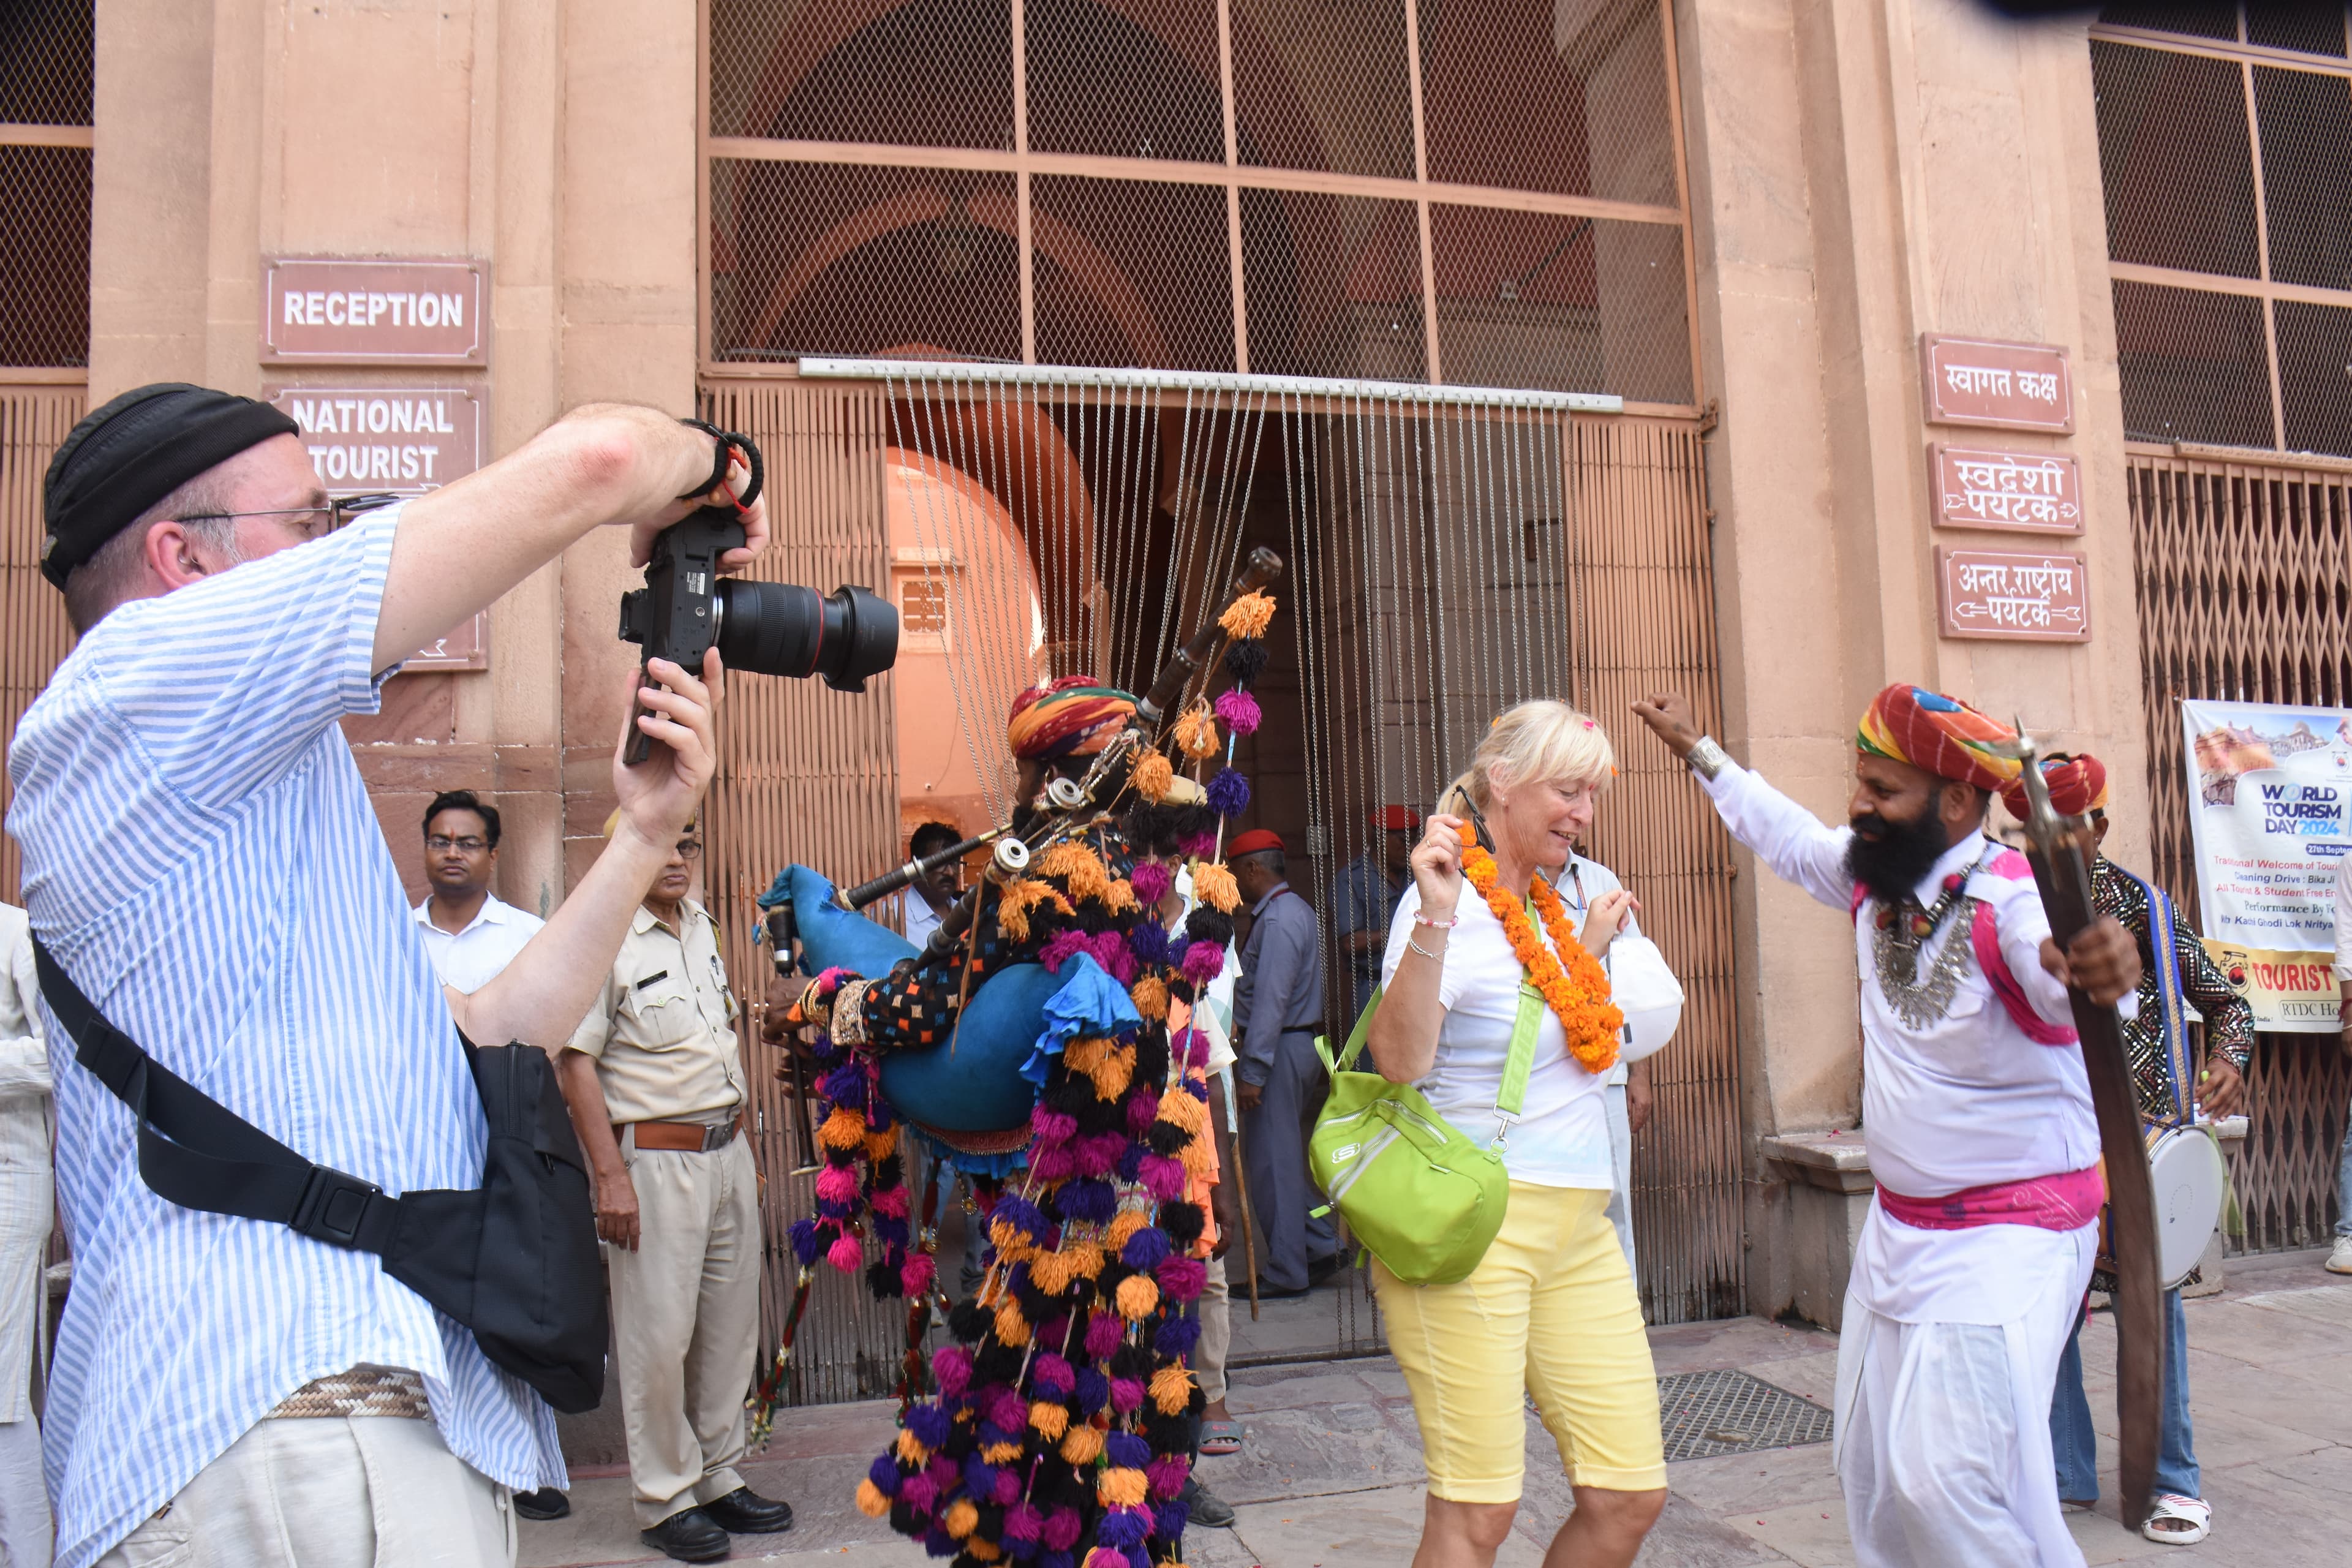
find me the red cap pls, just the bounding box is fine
[1374,805,1422,832]
[1227,828,1284,858]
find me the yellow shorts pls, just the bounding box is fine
[1373,1182,1665,1502]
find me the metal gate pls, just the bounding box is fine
[1,383,85,903]
[2128,442,2352,1253]
[703,364,1740,1405]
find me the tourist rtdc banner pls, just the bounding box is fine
[2180,698,2351,1033]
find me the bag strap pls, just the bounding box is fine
[1325,960,1542,1134]
[31,936,403,1256]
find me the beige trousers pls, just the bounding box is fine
[609,1133,762,1528]
[93,1412,513,1568]
[1196,1250,1231,1404]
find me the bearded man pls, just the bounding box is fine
[1635,687,2139,1568]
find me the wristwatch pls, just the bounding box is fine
[1686,736,1732,782]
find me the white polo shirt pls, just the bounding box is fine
[411,894,544,993]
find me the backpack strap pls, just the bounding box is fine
[31,936,404,1255]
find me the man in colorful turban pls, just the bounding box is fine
[2007,753,2246,1545]
[1633,688,2138,1567]
[1006,674,1138,763]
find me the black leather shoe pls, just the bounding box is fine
[1182,1476,1237,1529]
[703,1487,794,1534]
[513,1486,570,1521]
[641,1507,731,1562]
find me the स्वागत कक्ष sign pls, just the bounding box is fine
[2180,697,2352,1032]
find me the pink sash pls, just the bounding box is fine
[1876,1164,2106,1232]
[1852,849,2078,1047]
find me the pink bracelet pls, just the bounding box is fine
[1412,911,1459,930]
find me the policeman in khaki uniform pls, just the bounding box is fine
[556,818,792,1562]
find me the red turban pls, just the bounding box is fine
[1006,675,1137,761]
[1227,829,1284,858]
[1999,753,2109,820]
[1374,805,1422,832]
[1855,684,2023,794]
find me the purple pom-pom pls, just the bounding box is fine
[1125,919,1172,968]
[963,1455,999,1499]
[1030,1352,1076,1398]
[1086,1312,1125,1360]
[1074,1365,1110,1411]
[1039,929,1091,973]
[870,1453,903,1494]
[872,1212,910,1248]
[1074,1131,1126,1178]
[1153,1313,1202,1359]
[1129,861,1172,907]
[1180,942,1227,987]
[906,1400,952,1450]
[1041,1553,1074,1568]
[933,1344,972,1395]
[1096,1507,1149,1549]
[923,1523,958,1558]
[1205,767,1251,818]
[1125,1545,1152,1568]
[1120,1227,1171,1272]
[1106,1431,1152,1469]
[1056,1177,1117,1224]
[788,1217,824,1267]
[820,1064,867,1106]
[1155,1498,1191,1541]
[995,1194,1047,1241]
[1177,829,1219,860]
[1117,1141,1147,1183]
[1213,687,1262,736]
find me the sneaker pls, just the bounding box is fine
[2328,1236,2352,1275]
[1181,1476,1237,1529]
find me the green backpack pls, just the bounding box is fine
[1308,979,1544,1287]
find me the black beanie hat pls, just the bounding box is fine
[41,383,301,590]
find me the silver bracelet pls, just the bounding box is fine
[1686,736,1731,782]
[1406,935,1446,962]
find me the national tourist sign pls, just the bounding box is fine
[2179,698,2352,1033]
[1932,546,2090,641]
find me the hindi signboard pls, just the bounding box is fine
[263,257,485,365]
[2180,697,2352,1032]
[1933,546,2090,641]
[1929,444,2082,534]
[270,385,488,669]
[1920,333,2073,433]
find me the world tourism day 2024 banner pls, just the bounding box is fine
[2181,698,2351,1032]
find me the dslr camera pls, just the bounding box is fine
[618,439,898,762]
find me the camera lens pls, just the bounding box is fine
[714,581,900,691]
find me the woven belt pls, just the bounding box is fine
[624,1118,741,1153]
[268,1365,431,1421]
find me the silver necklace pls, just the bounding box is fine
[1868,853,1988,1030]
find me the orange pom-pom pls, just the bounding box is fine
[1060,1423,1105,1463]
[1062,1240,1106,1280]
[967,1540,1002,1562]
[896,1428,931,1465]
[1191,861,1240,914]
[1038,841,1110,903]
[1029,1249,1074,1295]
[1150,1363,1193,1415]
[994,1297,1033,1348]
[1173,702,1220,760]
[1106,1209,1150,1250]
[989,1218,1036,1262]
[1098,1468,1150,1508]
[997,878,1060,942]
[1157,1084,1205,1133]
[1102,878,1140,915]
[1065,1035,1113,1074]
[1085,1043,1135,1101]
[1178,1129,1215,1180]
[944,1498,979,1539]
[1218,588,1276,640]
[1115,1273,1161,1321]
[984,1440,1025,1464]
[1029,1400,1069,1441]
[856,1479,891,1517]
[819,1106,867,1150]
[1133,748,1175,802]
[864,1123,900,1162]
[1129,975,1169,1021]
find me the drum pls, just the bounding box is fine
[2148,1125,2227,1290]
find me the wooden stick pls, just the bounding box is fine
[1223,1074,1262,1321]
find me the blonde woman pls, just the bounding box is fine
[1368,701,1666,1568]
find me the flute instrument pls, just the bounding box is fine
[1136,546,1284,728]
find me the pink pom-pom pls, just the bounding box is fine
[989,1388,1028,1433]
[1089,929,1137,984]
[1129,861,1172,907]
[1005,1502,1045,1542]
[1109,1376,1144,1413]
[1085,1548,1129,1568]
[869,1183,911,1218]
[827,1234,865,1273]
[1039,929,1090,973]
[898,1473,937,1512]
[1177,829,1219,859]
[1180,942,1227,987]
[1145,1453,1191,1499]
[1029,1144,1077,1183]
[1031,1107,1078,1147]
[1213,687,1262,736]
[1042,1507,1085,1551]
[1156,1254,1206,1302]
[1076,1131,1128,1178]
[815,1164,859,1205]
[993,1468,1022,1506]
[815,966,854,991]
[1139,1153,1188,1200]
[1125,1088,1161,1136]
[901,1251,937,1296]
[1181,1030,1212,1071]
[1085,1313,1125,1360]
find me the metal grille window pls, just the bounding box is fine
[706,0,1698,409]
[2093,6,2352,454]
[0,0,94,370]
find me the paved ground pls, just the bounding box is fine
[522,1247,2351,1567]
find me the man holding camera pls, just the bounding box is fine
[557,816,790,1562]
[11,382,764,1568]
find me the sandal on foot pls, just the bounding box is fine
[1200,1419,1242,1455]
[2142,1494,2211,1545]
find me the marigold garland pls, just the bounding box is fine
[1460,846,1624,1074]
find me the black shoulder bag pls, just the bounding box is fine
[32,938,607,1414]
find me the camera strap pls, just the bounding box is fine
[677,418,764,508]
[31,936,403,1256]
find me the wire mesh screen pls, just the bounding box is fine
[2091,19,2352,455]
[0,146,92,369]
[1,386,85,903]
[707,0,1698,407]
[0,0,94,126]
[2127,445,2352,1253]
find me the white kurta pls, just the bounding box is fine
[1701,762,2100,1568]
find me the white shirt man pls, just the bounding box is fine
[0,905,50,1567]
[412,791,544,994]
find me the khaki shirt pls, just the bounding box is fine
[566,900,745,1125]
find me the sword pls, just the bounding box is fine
[2007,728,2163,1532]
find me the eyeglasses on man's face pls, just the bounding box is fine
[673,840,703,861]
[427,835,491,853]
[179,492,404,541]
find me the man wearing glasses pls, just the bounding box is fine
[556,818,789,1562]
[413,791,546,995]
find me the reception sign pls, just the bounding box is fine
[2180,698,2352,1031]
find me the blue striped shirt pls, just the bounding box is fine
[6,510,562,1568]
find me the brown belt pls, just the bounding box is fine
[620,1117,742,1153]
